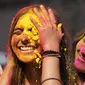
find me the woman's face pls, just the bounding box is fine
[11,10,42,63]
[74,36,85,73]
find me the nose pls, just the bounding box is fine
[80,46,85,58]
[21,34,29,45]
[22,39,29,45]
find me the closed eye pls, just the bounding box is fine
[13,28,23,35]
[77,49,80,53]
[28,28,32,31]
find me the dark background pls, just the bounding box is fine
[0,0,85,63]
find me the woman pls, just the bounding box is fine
[0,4,75,85]
[73,29,85,85]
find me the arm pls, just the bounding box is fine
[42,55,61,85]
[0,52,15,85]
[30,5,63,85]
[0,65,3,76]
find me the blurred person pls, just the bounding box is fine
[73,29,85,85]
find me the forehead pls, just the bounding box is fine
[76,36,85,48]
[15,9,42,29]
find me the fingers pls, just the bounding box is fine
[48,8,56,24]
[33,8,46,27]
[31,5,63,38]
[30,16,41,32]
[32,5,53,28]
[40,5,50,24]
[48,8,63,37]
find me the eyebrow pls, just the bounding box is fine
[14,28,23,31]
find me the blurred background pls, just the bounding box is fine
[0,0,85,65]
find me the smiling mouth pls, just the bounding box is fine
[19,46,34,51]
[78,56,85,63]
[17,45,36,54]
[17,41,39,53]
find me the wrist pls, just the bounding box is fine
[43,44,59,52]
[42,50,61,59]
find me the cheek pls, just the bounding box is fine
[74,58,85,73]
[77,41,85,48]
[11,36,19,46]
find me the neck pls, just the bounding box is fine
[23,62,41,85]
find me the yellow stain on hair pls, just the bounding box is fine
[36,58,40,63]
[34,50,42,64]
[57,23,62,30]
[57,23,64,36]
[34,50,41,58]
[64,48,67,52]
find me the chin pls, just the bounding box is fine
[74,58,85,73]
[19,58,35,63]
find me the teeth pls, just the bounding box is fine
[20,46,33,51]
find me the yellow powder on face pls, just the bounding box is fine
[15,8,43,28]
[15,8,44,42]
[14,9,43,64]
